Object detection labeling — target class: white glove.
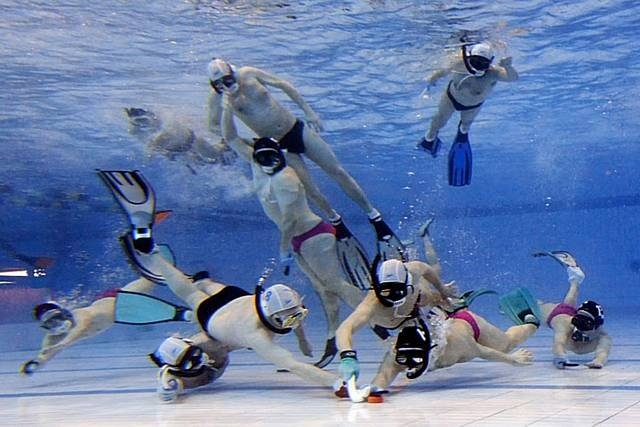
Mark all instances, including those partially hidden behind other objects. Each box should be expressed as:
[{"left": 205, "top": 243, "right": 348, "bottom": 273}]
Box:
[
  {"left": 157, "top": 366, "right": 183, "bottom": 403},
  {"left": 567, "top": 266, "right": 585, "bottom": 284}
]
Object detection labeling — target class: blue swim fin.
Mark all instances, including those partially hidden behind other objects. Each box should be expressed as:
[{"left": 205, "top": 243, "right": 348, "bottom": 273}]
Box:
[
  {"left": 498, "top": 287, "right": 541, "bottom": 327},
  {"left": 447, "top": 130, "right": 472, "bottom": 186}
]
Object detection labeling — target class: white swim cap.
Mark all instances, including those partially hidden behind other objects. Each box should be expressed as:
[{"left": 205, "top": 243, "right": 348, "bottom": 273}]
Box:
[
  {"left": 260, "top": 284, "right": 307, "bottom": 329},
  {"left": 374, "top": 259, "right": 413, "bottom": 307},
  {"left": 377, "top": 259, "right": 409, "bottom": 285},
  {"left": 470, "top": 42, "right": 494, "bottom": 61},
  {"left": 207, "top": 58, "right": 234, "bottom": 81}
]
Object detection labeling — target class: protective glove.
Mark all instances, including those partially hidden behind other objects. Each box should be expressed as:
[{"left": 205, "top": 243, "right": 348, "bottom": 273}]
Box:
[
  {"left": 338, "top": 350, "right": 360, "bottom": 381},
  {"left": 280, "top": 251, "right": 294, "bottom": 276},
  {"left": 567, "top": 266, "right": 585, "bottom": 285},
  {"left": 553, "top": 356, "right": 579, "bottom": 369}
]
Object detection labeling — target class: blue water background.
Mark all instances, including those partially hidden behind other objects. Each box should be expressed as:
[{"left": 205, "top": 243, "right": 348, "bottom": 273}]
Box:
[{"left": 1, "top": 0, "right": 639, "bottom": 324}]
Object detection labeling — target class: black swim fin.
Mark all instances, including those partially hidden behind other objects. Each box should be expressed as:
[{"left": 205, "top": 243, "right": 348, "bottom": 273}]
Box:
[
  {"left": 98, "top": 169, "right": 156, "bottom": 241},
  {"left": 120, "top": 233, "right": 175, "bottom": 284},
  {"left": 447, "top": 129, "right": 472, "bottom": 186},
  {"left": 114, "top": 290, "right": 191, "bottom": 325},
  {"left": 370, "top": 216, "right": 407, "bottom": 262},
  {"left": 333, "top": 218, "right": 371, "bottom": 290}
]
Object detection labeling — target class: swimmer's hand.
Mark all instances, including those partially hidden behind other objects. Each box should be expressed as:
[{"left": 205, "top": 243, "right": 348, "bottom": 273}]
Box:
[
  {"left": 585, "top": 360, "right": 603, "bottom": 369},
  {"left": 304, "top": 112, "right": 323, "bottom": 133},
  {"left": 510, "top": 348, "right": 534, "bottom": 365},
  {"left": 443, "top": 280, "right": 459, "bottom": 298},
  {"left": 279, "top": 251, "right": 294, "bottom": 276},
  {"left": 499, "top": 56, "right": 513, "bottom": 68}
]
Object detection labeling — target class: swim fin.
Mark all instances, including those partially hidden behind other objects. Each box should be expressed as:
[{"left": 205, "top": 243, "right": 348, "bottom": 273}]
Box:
[
  {"left": 98, "top": 169, "right": 156, "bottom": 245},
  {"left": 114, "top": 290, "right": 192, "bottom": 325},
  {"left": 120, "top": 233, "right": 175, "bottom": 284},
  {"left": 448, "top": 288, "right": 498, "bottom": 312},
  {"left": 370, "top": 216, "right": 407, "bottom": 262},
  {"left": 332, "top": 218, "right": 371, "bottom": 290},
  {"left": 447, "top": 129, "right": 472, "bottom": 186},
  {"left": 532, "top": 250, "right": 579, "bottom": 268},
  {"left": 498, "top": 287, "right": 541, "bottom": 327}
]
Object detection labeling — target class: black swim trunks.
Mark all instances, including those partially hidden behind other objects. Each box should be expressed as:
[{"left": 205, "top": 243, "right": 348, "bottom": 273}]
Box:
[
  {"left": 278, "top": 119, "right": 305, "bottom": 153},
  {"left": 446, "top": 81, "right": 484, "bottom": 111},
  {"left": 196, "top": 286, "right": 250, "bottom": 335}
]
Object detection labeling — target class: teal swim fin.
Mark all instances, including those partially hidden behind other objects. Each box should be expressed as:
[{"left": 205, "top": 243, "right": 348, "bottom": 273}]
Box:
[
  {"left": 370, "top": 216, "right": 407, "bottom": 262},
  {"left": 449, "top": 288, "right": 498, "bottom": 312},
  {"left": 498, "top": 287, "right": 541, "bottom": 327},
  {"left": 333, "top": 219, "right": 371, "bottom": 290},
  {"left": 98, "top": 170, "right": 155, "bottom": 243},
  {"left": 447, "top": 129, "right": 472, "bottom": 186},
  {"left": 114, "top": 290, "right": 191, "bottom": 325},
  {"left": 120, "top": 233, "right": 175, "bottom": 284},
  {"left": 532, "top": 250, "right": 579, "bottom": 268}
]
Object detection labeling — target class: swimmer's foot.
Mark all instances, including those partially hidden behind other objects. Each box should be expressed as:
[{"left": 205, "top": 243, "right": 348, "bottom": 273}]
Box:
[
  {"left": 417, "top": 137, "right": 441, "bottom": 158},
  {"left": 418, "top": 217, "right": 435, "bottom": 238}
]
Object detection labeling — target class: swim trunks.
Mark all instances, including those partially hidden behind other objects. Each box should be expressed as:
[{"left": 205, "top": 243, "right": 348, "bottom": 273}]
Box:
[
  {"left": 446, "top": 81, "right": 484, "bottom": 111},
  {"left": 197, "top": 286, "right": 250, "bottom": 335},
  {"left": 291, "top": 221, "right": 336, "bottom": 253},
  {"left": 449, "top": 309, "right": 480, "bottom": 341},
  {"left": 278, "top": 119, "right": 305, "bottom": 153},
  {"left": 546, "top": 303, "right": 577, "bottom": 328}
]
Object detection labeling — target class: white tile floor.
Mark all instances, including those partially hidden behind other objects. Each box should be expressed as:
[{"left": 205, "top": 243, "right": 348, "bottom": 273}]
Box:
[{"left": 2, "top": 315, "right": 638, "bottom": 426}]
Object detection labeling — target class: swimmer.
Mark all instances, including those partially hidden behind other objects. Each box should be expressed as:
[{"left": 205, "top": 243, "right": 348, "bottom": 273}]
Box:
[
  {"left": 534, "top": 251, "right": 612, "bottom": 369},
  {"left": 336, "top": 219, "right": 536, "bottom": 399},
  {"left": 417, "top": 41, "right": 518, "bottom": 186},
  {"left": 207, "top": 58, "right": 404, "bottom": 258}
]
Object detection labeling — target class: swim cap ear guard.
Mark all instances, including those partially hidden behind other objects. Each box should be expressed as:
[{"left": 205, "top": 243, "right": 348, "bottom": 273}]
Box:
[
  {"left": 33, "top": 301, "right": 75, "bottom": 335},
  {"left": 371, "top": 256, "right": 413, "bottom": 308},
  {"left": 462, "top": 42, "right": 494, "bottom": 76},
  {"left": 252, "top": 137, "right": 286, "bottom": 175}
]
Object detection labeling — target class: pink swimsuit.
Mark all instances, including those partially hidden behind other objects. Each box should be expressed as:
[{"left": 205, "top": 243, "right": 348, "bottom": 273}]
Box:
[
  {"left": 546, "top": 303, "right": 576, "bottom": 328},
  {"left": 450, "top": 309, "right": 480, "bottom": 341},
  {"left": 291, "top": 221, "right": 336, "bottom": 253}
]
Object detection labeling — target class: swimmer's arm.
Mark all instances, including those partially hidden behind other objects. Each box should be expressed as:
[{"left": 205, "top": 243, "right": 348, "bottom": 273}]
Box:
[
  {"left": 249, "top": 67, "right": 320, "bottom": 121},
  {"left": 220, "top": 98, "right": 253, "bottom": 163},
  {"left": 247, "top": 329, "right": 336, "bottom": 387},
  {"left": 336, "top": 295, "right": 375, "bottom": 352},
  {"left": 427, "top": 67, "right": 452, "bottom": 85},
  {"left": 587, "top": 331, "right": 612, "bottom": 368},
  {"left": 294, "top": 324, "right": 313, "bottom": 357},
  {"left": 551, "top": 322, "right": 571, "bottom": 358},
  {"left": 493, "top": 57, "right": 518, "bottom": 82},
  {"left": 207, "top": 90, "right": 223, "bottom": 132}
]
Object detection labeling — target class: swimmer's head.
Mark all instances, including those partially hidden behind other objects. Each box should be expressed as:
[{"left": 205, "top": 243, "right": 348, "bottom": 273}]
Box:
[
  {"left": 208, "top": 58, "right": 239, "bottom": 94},
  {"left": 260, "top": 284, "right": 308, "bottom": 330},
  {"left": 33, "top": 301, "right": 75, "bottom": 336},
  {"left": 570, "top": 300, "right": 604, "bottom": 342},
  {"left": 373, "top": 258, "right": 413, "bottom": 308},
  {"left": 252, "top": 137, "right": 286, "bottom": 175},
  {"left": 464, "top": 42, "right": 494, "bottom": 76}
]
